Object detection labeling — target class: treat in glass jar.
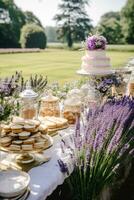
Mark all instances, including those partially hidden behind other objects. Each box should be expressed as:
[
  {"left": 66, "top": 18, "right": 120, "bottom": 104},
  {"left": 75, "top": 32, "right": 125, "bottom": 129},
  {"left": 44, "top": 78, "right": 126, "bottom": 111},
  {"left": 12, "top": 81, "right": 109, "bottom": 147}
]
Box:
[
  {"left": 63, "top": 96, "right": 81, "bottom": 124},
  {"left": 39, "top": 90, "right": 60, "bottom": 117},
  {"left": 19, "top": 83, "right": 38, "bottom": 119}
]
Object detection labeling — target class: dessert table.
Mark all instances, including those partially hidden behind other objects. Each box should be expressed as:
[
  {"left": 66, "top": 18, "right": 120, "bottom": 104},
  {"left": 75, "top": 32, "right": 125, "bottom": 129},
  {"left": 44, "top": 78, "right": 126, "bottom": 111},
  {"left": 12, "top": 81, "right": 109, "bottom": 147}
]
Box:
[{"left": 0, "top": 126, "right": 74, "bottom": 200}]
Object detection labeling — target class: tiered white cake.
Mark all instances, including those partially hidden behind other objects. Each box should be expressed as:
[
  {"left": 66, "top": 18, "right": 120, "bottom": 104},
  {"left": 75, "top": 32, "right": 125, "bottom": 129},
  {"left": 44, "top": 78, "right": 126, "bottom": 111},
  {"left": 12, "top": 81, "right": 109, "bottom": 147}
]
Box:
[{"left": 79, "top": 35, "right": 112, "bottom": 75}]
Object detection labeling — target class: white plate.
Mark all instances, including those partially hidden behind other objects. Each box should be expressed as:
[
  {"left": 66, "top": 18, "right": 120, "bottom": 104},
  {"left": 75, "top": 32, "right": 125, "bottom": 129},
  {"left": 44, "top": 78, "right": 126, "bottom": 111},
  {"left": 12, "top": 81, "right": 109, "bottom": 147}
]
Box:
[{"left": 0, "top": 170, "right": 30, "bottom": 198}]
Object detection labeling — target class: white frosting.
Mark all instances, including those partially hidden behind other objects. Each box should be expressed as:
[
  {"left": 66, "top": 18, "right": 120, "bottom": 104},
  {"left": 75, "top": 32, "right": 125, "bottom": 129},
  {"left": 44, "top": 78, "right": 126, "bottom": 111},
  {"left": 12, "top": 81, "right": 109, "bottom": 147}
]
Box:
[{"left": 81, "top": 50, "right": 111, "bottom": 73}]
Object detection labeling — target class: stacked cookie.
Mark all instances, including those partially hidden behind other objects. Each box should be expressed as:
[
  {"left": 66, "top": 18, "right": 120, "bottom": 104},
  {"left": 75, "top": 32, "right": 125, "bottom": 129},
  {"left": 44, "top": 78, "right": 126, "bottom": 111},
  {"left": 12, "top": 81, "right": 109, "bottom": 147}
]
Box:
[
  {"left": 0, "top": 117, "right": 51, "bottom": 152},
  {"left": 39, "top": 116, "right": 69, "bottom": 131}
]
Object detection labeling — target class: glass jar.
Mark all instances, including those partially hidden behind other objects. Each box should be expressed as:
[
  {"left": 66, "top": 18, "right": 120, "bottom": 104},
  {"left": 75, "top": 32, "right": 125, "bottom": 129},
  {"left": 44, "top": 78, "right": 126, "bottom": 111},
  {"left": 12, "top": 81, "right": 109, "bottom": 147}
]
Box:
[
  {"left": 19, "top": 83, "right": 38, "bottom": 119},
  {"left": 63, "top": 97, "right": 81, "bottom": 124},
  {"left": 128, "top": 72, "right": 134, "bottom": 96},
  {"left": 39, "top": 90, "right": 60, "bottom": 117}
]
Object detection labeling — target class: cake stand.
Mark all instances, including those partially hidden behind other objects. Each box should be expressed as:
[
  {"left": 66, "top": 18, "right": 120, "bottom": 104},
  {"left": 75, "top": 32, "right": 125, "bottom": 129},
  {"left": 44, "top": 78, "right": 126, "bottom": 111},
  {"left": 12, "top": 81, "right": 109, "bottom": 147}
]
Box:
[
  {"left": 77, "top": 69, "right": 116, "bottom": 102},
  {"left": 0, "top": 135, "right": 53, "bottom": 165}
]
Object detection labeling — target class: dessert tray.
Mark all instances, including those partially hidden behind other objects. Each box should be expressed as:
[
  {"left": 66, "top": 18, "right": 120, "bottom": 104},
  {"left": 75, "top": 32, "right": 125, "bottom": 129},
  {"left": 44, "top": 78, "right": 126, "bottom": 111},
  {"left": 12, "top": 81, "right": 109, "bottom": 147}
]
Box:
[
  {"left": 0, "top": 169, "right": 30, "bottom": 199},
  {"left": 77, "top": 69, "right": 115, "bottom": 76},
  {"left": 0, "top": 117, "right": 53, "bottom": 164}
]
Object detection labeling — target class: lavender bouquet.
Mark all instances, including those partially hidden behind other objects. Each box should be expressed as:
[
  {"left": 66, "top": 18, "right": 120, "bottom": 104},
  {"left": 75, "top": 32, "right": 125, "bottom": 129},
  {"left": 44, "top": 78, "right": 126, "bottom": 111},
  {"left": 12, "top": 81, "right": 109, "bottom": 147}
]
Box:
[
  {"left": 58, "top": 97, "right": 134, "bottom": 200},
  {"left": 85, "top": 34, "right": 107, "bottom": 50}
]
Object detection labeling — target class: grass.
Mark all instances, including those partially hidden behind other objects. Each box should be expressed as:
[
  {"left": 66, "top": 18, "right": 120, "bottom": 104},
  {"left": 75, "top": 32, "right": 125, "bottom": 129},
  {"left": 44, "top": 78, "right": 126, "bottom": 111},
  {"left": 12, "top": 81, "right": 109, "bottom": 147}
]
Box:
[{"left": 0, "top": 48, "right": 133, "bottom": 84}]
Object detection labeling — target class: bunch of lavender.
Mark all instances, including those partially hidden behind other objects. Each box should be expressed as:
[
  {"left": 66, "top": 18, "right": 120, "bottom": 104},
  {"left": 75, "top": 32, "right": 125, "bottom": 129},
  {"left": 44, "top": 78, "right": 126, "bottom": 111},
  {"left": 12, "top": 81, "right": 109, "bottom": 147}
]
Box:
[
  {"left": 89, "top": 73, "right": 124, "bottom": 98},
  {"left": 85, "top": 34, "right": 107, "bottom": 50},
  {"left": 0, "top": 72, "right": 22, "bottom": 121},
  {"left": 58, "top": 96, "right": 134, "bottom": 200}
]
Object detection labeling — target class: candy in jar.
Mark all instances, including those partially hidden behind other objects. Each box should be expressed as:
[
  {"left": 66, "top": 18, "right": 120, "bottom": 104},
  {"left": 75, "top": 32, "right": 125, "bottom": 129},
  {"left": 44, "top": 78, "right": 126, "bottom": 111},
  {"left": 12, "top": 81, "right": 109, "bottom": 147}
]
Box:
[
  {"left": 63, "top": 97, "right": 81, "bottom": 124},
  {"left": 39, "top": 90, "right": 60, "bottom": 117},
  {"left": 19, "top": 83, "right": 38, "bottom": 119}
]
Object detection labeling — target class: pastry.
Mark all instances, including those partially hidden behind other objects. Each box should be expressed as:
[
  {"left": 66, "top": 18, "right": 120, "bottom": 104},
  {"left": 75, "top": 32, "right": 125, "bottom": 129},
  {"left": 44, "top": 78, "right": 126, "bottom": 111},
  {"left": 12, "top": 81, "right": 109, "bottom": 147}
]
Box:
[
  {"left": 9, "top": 144, "right": 21, "bottom": 151},
  {"left": 12, "top": 116, "right": 25, "bottom": 126},
  {"left": 34, "top": 142, "right": 44, "bottom": 149},
  {"left": 22, "top": 144, "right": 33, "bottom": 151},
  {"left": 31, "top": 132, "right": 42, "bottom": 138},
  {"left": 0, "top": 130, "right": 7, "bottom": 137},
  {"left": 1, "top": 125, "right": 11, "bottom": 133},
  {"left": 24, "top": 125, "right": 36, "bottom": 132},
  {"left": 44, "top": 120, "right": 56, "bottom": 129},
  {"left": 9, "top": 132, "right": 18, "bottom": 137},
  {"left": 12, "top": 140, "right": 23, "bottom": 145},
  {"left": 23, "top": 138, "right": 35, "bottom": 145},
  {"left": 11, "top": 125, "right": 23, "bottom": 133},
  {"left": 26, "top": 119, "right": 40, "bottom": 128},
  {"left": 19, "top": 131, "right": 31, "bottom": 140},
  {"left": 38, "top": 124, "right": 48, "bottom": 134},
  {"left": 1, "top": 137, "right": 12, "bottom": 147}
]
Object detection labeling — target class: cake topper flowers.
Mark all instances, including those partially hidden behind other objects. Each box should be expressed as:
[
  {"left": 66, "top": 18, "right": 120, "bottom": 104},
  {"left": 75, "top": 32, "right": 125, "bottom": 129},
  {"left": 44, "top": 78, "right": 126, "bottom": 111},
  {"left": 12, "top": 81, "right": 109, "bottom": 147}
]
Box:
[{"left": 85, "top": 34, "right": 107, "bottom": 50}]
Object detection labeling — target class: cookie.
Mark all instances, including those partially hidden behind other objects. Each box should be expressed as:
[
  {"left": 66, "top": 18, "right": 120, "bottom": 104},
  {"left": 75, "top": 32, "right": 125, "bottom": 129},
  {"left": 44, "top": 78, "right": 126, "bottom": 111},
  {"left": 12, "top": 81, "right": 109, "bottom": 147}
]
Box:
[
  {"left": 9, "top": 144, "right": 21, "bottom": 151},
  {"left": 1, "top": 137, "right": 12, "bottom": 147},
  {"left": 12, "top": 140, "right": 23, "bottom": 145},
  {"left": 19, "top": 131, "right": 31, "bottom": 140},
  {"left": 23, "top": 138, "right": 35, "bottom": 145},
  {"left": 38, "top": 124, "right": 48, "bottom": 134},
  {"left": 1, "top": 125, "right": 11, "bottom": 133},
  {"left": 34, "top": 142, "right": 44, "bottom": 149},
  {"left": 22, "top": 144, "right": 33, "bottom": 151},
  {"left": 24, "top": 125, "right": 36, "bottom": 132},
  {"left": 12, "top": 116, "right": 25, "bottom": 126},
  {"left": 11, "top": 125, "right": 23, "bottom": 133}
]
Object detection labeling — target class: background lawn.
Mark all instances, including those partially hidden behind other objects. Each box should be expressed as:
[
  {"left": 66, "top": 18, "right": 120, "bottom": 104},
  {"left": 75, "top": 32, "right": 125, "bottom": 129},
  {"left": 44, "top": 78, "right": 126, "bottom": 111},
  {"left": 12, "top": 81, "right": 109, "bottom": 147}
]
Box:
[{"left": 0, "top": 48, "right": 133, "bottom": 84}]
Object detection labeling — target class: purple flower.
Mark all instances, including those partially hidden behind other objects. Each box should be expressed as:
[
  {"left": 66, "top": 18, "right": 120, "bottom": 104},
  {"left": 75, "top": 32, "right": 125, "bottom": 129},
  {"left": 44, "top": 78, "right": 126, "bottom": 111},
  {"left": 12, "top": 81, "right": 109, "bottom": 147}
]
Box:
[
  {"left": 58, "top": 159, "right": 69, "bottom": 174},
  {"left": 86, "top": 35, "right": 107, "bottom": 50}
]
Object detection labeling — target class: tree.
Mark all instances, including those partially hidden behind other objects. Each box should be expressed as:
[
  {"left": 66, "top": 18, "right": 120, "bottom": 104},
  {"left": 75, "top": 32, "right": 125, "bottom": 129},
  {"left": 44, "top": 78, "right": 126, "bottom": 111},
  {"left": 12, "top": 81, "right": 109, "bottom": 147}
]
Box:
[
  {"left": 121, "top": 0, "right": 134, "bottom": 44},
  {"left": 20, "top": 23, "right": 47, "bottom": 49},
  {"left": 54, "top": 0, "right": 92, "bottom": 48},
  {"left": 24, "top": 11, "right": 43, "bottom": 27},
  {"left": 97, "top": 12, "right": 124, "bottom": 44},
  {"left": 0, "top": 0, "right": 44, "bottom": 47}
]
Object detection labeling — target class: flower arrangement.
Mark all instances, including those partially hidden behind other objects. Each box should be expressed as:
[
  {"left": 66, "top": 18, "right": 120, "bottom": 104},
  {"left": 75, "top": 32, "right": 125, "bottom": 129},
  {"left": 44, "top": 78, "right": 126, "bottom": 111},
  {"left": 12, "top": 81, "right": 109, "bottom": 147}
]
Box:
[
  {"left": 58, "top": 96, "right": 134, "bottom": 200},
  {"left": 86, "top": 34, "right": 107, "bottom": 50},
  {"left": 0, "top": 72, "right": 47, "bottom": 121}
]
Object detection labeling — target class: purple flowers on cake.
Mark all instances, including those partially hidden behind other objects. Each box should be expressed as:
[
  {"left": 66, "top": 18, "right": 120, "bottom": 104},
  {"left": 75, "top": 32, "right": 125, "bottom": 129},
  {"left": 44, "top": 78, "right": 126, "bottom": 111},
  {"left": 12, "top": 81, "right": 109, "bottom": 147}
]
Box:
[{"left": 86, "top": 35, "right": 107, "bottom": 50}]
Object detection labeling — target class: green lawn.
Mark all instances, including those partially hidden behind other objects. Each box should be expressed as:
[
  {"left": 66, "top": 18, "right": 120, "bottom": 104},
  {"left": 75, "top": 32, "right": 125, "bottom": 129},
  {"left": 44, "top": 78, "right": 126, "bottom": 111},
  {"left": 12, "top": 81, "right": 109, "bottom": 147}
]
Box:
[{"left": 0, "top": 48, "right": 133, "bottom": 84}]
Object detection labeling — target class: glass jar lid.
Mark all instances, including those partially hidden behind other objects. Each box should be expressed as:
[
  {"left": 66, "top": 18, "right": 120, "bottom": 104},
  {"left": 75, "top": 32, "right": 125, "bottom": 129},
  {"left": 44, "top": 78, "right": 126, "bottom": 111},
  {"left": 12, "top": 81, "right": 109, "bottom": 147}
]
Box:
[
  {"left": 64, "top": 96, "right": 81, "bottom": 107},
  {"left": 19, "top": 82, "right": 38, "bottom": 99},
  {"left": 41, "top": 90, "right": 59, "bottom": 102}
]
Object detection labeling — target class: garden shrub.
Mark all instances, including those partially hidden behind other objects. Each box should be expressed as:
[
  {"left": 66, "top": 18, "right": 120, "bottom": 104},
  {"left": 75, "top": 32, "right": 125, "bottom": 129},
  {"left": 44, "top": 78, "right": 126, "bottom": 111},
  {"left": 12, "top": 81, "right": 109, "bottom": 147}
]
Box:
[{"left": 20, "top": 23, "right": 47, "bottom": 49}]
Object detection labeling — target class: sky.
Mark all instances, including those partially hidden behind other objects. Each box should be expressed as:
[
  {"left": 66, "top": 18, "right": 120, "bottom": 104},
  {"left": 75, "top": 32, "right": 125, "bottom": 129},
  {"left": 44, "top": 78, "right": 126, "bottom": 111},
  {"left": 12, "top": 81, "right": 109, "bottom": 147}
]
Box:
[{"left": 14, "top": 0, "right": 127, "bottom": 27}]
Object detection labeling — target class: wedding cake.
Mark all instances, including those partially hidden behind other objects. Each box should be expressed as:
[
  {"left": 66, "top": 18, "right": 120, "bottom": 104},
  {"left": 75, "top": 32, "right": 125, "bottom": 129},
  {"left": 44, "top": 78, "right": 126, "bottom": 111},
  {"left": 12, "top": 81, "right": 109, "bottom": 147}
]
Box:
[{"left": 79, "top": 35, "right": 112, "bottom": 75}]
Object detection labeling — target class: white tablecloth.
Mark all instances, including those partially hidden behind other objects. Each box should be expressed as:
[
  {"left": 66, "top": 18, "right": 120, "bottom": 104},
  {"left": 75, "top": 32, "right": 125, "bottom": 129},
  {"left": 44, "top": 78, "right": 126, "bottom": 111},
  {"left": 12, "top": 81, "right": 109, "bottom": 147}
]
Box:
[{"left": 0, "top": 126, "right": 75, "bottom": 200}]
